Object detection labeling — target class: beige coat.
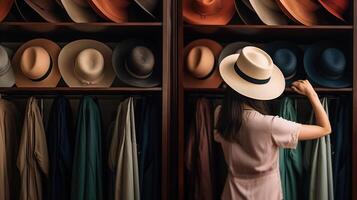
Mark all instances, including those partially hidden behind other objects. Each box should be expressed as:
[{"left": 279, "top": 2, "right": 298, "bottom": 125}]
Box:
[
  {"left": 0, "top": 99, "right": 20, "bottom": 200},
  {"left": 17, "top": 97, "right": 49, "bottom": 200},
  {"left": 109, "top": 97, "right": 140, "bottom": 200}
]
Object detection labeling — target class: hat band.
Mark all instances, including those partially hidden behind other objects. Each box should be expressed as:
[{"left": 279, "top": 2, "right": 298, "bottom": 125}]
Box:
[
  {"left": 234, "top": 63, "right": 270, "bottom": 85},
  {"left": 124, "top": 61, "right": 152, "bottom": 80},
  {"left": 73, "top": 67, "right": 104, "bottom": 85},
  {"left": 29, "top": 60, "right": 53, "bottom": 82},
  {"left": 284, "top": 70, "right": 296, "bottom": 80}
]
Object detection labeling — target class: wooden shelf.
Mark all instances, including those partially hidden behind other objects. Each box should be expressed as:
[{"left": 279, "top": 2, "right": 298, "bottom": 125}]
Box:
[
  {"left": 184, "top": 87, "right": 353, "bottom": 94},
  {"left": 0, "top": 22, "right": 163, "bottom": 42},
  {"left": 184, "top": 25, "right": 353, "bottom": 42},
  {"left": 0, "top": 87, "right": 162, "bottom": 95}
]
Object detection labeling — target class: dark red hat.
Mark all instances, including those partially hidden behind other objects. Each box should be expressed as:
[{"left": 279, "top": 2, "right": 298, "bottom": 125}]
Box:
[{"left": 318, "top": 0, "right": 349, "bottom": 21}]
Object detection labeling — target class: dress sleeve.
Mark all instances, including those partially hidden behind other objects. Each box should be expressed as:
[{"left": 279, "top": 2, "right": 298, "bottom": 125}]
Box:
[{"left": 270, "top": 116, "right": 301, "bottom": 149}]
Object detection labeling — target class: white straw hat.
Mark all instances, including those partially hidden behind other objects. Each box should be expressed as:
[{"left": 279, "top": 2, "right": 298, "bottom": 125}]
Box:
[{"left": 219, "top": 46, "right": 285, "bottom": 100}]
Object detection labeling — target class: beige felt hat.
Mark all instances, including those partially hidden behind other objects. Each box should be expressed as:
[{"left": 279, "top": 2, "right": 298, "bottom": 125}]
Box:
[
  {"left": 60, "top": 0, "right": 98, "bottom": 23},
  {"left": 12, "top": 39, "right": 61, "bottom": 88},
  {"left": 58, "top": 39, "right": 115, "bottom": 87},
  {"left": 219, "top": 46, "right": 285, "bottom": 100},
  {"left": 249, "top": 0, "right": 289, "bottom": 25},
  {"left": 183, "top": 39, "right": 223, "bottom": 88}
]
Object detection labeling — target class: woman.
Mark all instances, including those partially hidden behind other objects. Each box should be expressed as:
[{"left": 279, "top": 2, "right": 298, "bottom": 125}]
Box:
[{"left": 216, "top": 46, "right": 331, "bottom": 199}]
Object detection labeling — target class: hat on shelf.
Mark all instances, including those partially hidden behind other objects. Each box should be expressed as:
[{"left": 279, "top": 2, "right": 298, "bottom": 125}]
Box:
[
  {"left": 22, "top": 0, "right": 69, "bottom": 22},
  {"left": 276, "top": 0, "right": 328, "bottom": 26},
  {"left": 12, "top": 39, "right": 61, "bottom": 87},
  {"left": 183, "top": 39, "right": 223, "bottom": 88},
  {"left": 0, "top": 45, "right": 15, "bottom": 87},
  {"left": 60, "top": 0, "right": 98, "bottom": 23},
  {"left": 134, "top": 0, "right": 158, "bottom": 18},
  {"left": 318, "top": 0, "right": 349, "bottom": 21},
  {"left": 264, "top": 41, "right": 305, "bottom": 85},
  {"left": 219, "top": 46, "right": 285, "bottom": 100},
  {"left": 0, "top": 0, "right": 14, "bottom": 22},
  {"left": 234, "top": 0, "right": 263, "bottom": 25},
  {"left": 248, "top": 0, "right": 289, "bottom": 25},
  {"left": 88, "top": 0, "right": 129, "bottom": 23},
  {"left": 183, "top": 0, "right": 235, "bottom": 25},
  {"left": 58, "top": 39, "right": 115, "bottom": 87},
  {"left": 304, "top": 41, "right": 351, "bottom": 88},
  {"left": 112, "top": 39, "right": 161, "bottom": 88},
  {"left": 218, "top": 41, "right": 255, "bottom": 64}
]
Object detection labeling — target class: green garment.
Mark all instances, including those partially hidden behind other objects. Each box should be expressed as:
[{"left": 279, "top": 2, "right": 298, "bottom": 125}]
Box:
[
  {"left": 303, "top": 98, "right": 334, "bottom": 200},
  {"left": 279, "top": 97, "right": 303, "bottom": 200},
  {"left": 108, "top": 97, "right": 140, "bottom": 200},
  {"left": 71, "top": 96, "right": 103, "bottom": 200}
]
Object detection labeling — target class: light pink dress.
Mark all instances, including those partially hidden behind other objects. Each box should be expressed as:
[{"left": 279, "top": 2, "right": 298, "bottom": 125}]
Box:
[{"left": 215, "top": 110, "right": 301, "bottom": 200}]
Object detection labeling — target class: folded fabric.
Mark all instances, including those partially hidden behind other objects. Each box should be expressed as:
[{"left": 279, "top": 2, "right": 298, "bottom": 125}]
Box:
[
  {"left": 108, "top": 97, "right": 140, "bottom": 200},
  {"left": 71, "top": 96, "right": 103, "bottom": 200},
  {"left": 303, "top": 98, "right": 334, "bottom": 200},
  {"left": 0, "top": 99, "right": 20, "bottom": 200},
  {"left": 278, "top": 97, "right": 303, "bottom": 200},
  {"left": 46, "top": 96, "right": 74, "bottom": 200},
  {"left": 17, "top": 97, "right": 49, "bottom": 200}
]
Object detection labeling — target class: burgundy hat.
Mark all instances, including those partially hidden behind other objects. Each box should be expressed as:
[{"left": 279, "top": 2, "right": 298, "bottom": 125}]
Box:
[
  {"left": 0, "top": 0, "right": 14, "bottom": 22},
  {"left": 318, "top": 0, "right": 349, "bottom": 21}
]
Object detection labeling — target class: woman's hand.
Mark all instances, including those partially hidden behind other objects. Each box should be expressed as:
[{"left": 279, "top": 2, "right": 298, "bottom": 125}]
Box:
[{"left": 291, "top": 80, "right": 316, "bottom": 98}]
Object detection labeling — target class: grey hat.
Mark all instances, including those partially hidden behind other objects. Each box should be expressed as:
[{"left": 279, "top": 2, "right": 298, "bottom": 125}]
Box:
[
  {"left": 0, "top": 45, "right": 15, "bottom": 87},
  {"left": 112, "top": 39, "right": 161, "bottom": 88}
]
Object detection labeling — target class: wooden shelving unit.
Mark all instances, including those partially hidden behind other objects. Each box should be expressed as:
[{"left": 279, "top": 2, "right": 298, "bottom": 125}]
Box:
[{"left": 174, "top": 1, "right": 355, "bottom": 200}]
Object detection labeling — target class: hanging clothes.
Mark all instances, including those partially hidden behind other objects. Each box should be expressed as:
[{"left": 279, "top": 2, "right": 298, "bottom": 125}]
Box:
[
  {"left": 105, "top": 121, "right": 116, "bottom": 200},
  {"left": 71, "top": 96, "right": 103, "bottom": 200},
  {"left": 185, "top": 98, "right": 214, "bottom": 200},
  {"left": 331, "top": 97, "right": 351, "bottom": 199},
  {"left": 303, "top": 98, "right": 334, "bottom": 200},
  {"left": 0, "top": 99, "right": 20, "bottom": 200},
  {"left": 17, "top": 97, "right": 49, "bottom": 200},
  {"left": 46, "top": 96, "right": 74, "bottom": 200},
  {"left": 108, "top": 97, "right": 140, "bottom": 200},
  {"left": 137, "top": 98, "right": 161, "bottom": 200},
  {"left": 278, "top": 97, "right": 303, "bottom": 200}
]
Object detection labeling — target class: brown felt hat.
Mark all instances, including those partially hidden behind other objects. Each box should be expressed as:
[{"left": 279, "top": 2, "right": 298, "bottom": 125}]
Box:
[
  {"left": 60, "top": 0, "right": 98, "bottom": 23},
  {"left": 0, "top": 0, "right": 14, "bottom": 22},
  {"left": 12, "top": 39, "right": 62, "bottom": 88},
  {"left": 24, "top": 0, "right": 69, "bottom": 22},
  {"left": 184, "top": 39, "right": 223, "bottom": 88},
  {"left": 88, "top": 0, "right": 129, "bottom": 23},
  {"left": 276, "top": 0, "right": 328, "bottom": 25},
  {"left": 183, "top": 0, "right": 235, "bottom": 25}
]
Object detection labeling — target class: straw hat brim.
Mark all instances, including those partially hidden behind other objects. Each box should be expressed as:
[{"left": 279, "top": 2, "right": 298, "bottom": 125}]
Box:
[
  {"left": 219, "top": 54, "right": 285, "bottom": 100},
  {"left": 0, "top": 0, "right": 14, "bottom": 22},
  {"left": 58, "top": 39, "right": 115, "bottom": 88},
  {"left": 12, "top": 39, "right": 61, "bottom": 88},
  {"left": 304, "top": 42, "right": 351, "bottom": 88},
  {"left": 249, "top": 0, "right": 288, "bottom": 25},
  {"left": 183, "top": 0, "right": 235, "bottom": 25},
  {"left": 61, "top": 0, "right": 97, "bottom": 23},
  {"left": 112, "top": 39, "right": 161, "bottom": 88},
  {"left": 184, "top": 39, "right": 223, "bottom": 88}
]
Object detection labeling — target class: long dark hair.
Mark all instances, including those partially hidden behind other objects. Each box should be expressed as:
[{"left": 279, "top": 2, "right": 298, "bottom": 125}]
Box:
[{"left": 216, "top": 87, "right": 269, "bottom": 143}]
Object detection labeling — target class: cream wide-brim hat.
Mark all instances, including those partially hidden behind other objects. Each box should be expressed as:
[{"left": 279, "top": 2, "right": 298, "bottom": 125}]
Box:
[
  {"left": 58, "top": 39, "right": 115, "bottom": 87},
  {"left": 219, "top": 53, "right": 285, "bottom": 100},
  {"left": 249, "top": 0, "right": 288, "bottom": 25},
  {"left": 61, "top": 0, "right": 97, "bottom": 23}
]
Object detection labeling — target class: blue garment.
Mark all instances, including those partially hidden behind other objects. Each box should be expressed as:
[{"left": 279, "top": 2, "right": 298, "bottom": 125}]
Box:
[
  {"left": 71, "top": 96, "right": 103, "bottom": 200},
  {"left": 46, "top": 96, "right": 74, "bottom": 200},
  {"left": 332, "top": 97, "right": 351, "bottom": 199},
  {"left": 138, "top": 98, "right": 161, "bottom": 200}
]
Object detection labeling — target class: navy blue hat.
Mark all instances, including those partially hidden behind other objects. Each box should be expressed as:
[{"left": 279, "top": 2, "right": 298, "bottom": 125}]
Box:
[
  {"left": 304, "top": 41, "right": 351, "bottom": 88},
  {"left": 264, "top": 41, "right": 305, "bottom": 85}
]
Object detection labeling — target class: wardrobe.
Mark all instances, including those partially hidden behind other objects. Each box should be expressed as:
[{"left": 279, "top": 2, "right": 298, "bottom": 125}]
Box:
[{"left": 172, "top": 0, "right": 357, "bottom": 200}]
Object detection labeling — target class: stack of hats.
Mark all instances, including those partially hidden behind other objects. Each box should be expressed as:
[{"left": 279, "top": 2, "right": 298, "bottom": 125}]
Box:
[
  {"left": 183, "top": 0, "right": 351, "bottom": 25},
  {"left": 0, "top": 38, "right": 161, "bottom": 88},
  {"left": 183, "top": 39, "right": 351, "bottom": 89},
  {"left": 0, "top": 0, "right": 159, "bottom": 23}
]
